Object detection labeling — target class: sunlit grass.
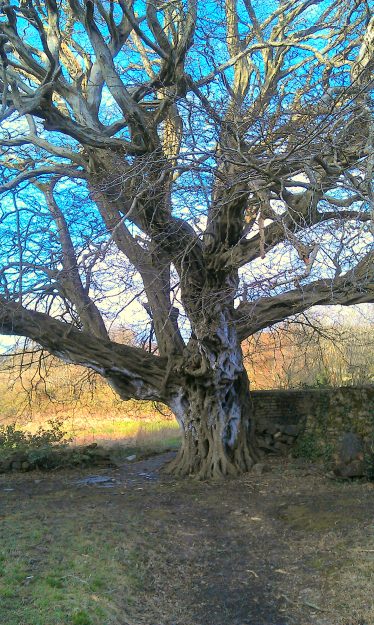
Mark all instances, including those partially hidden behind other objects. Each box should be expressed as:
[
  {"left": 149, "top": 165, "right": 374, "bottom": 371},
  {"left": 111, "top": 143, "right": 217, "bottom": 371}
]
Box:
[
  {"left": 11, "top": 415, "right": 182, "bottom": 456},
  {"left": 0, "top": 369, "right": 182, "bottom": 455},
  {"left": 68, "top": 417, "right": 181, "bottom": 448}
]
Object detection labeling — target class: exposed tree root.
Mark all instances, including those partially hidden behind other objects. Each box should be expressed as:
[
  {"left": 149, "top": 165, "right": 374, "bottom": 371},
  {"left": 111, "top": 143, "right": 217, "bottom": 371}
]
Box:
[{"left": 164, "top": 435, "right": 258, "bottom": 479}]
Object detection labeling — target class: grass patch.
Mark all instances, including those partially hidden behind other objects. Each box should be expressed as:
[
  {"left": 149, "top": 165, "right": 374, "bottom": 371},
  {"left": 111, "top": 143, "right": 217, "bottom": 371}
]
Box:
[
  {"left": 280, "top": 503, "right": 344, "bottom": 532},
  {"left": 2, "top": 456, "right": 373, "bottom": 624},
  {"left": 22, "top": 417, "right": 181, "bottom": 450},
  {"left": 72, "top": 612, "right": 93, "bottom": 625},
  {"left": 0, "top": 495, "right": 155, "bottom": 625}
]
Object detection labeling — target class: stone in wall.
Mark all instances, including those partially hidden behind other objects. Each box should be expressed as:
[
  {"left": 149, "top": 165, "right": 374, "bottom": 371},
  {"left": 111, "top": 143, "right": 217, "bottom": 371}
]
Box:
[{"left": 251, "top": 385, "right": 374, "bottom": 454}]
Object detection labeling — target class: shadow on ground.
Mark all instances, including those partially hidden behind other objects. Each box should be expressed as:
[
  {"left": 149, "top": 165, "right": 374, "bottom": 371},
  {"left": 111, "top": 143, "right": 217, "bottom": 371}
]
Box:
[{"left": 1, "top": 452, "right": 373, "bottom": 625}]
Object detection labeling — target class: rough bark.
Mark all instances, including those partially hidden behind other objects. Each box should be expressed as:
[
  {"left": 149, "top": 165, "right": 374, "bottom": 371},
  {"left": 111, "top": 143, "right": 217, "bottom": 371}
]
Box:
[
  {"left": 165, "top": 289, "right": 260, "bottom": 478},
  {"left": 167, "top": 367, "right": 258, "bottom": 479},
  {"left": 0, "top": 299, "right": 167, "bottom": 401}
]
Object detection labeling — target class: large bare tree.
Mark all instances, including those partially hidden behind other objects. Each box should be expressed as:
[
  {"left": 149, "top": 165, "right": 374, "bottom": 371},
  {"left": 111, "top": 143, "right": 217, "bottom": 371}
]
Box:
[{"left": 0, "top": 0, "right": 373, "bottom": 477}]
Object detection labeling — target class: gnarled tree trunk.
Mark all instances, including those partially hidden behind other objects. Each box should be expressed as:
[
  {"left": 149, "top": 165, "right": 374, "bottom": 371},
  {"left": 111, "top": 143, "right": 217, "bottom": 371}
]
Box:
[
  {"left": 166, "top": 302, "right": 260, "bottom": 478},
  {"left": 167, "top": 368, "right": 258, "bottom": 479}
]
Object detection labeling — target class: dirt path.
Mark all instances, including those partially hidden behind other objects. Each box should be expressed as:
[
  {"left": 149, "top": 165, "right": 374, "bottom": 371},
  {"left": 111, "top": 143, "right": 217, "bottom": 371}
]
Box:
[{"left": 1, "top": 454, "right": 373, "bottom": 625}]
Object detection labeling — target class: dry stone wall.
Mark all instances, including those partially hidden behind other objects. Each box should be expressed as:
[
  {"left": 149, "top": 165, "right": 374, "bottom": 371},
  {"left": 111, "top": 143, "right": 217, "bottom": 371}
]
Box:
[{"left": 251, "top": 386, "right": 374, "bottom": 453}]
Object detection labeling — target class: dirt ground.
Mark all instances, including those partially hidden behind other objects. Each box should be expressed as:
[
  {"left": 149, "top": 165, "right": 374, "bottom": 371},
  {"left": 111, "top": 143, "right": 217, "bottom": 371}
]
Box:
[{"left": 1, "top": 453, "right": 373, "bottom": 625}]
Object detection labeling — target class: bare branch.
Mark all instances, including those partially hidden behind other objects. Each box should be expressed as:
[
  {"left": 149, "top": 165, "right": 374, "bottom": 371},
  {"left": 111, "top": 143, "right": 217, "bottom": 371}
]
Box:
[
  {"left": 0, "top": 297, "right": 167, "bottom": 401},
  {"left": 236, "top": 252, "right": 374, "bottom": 340}
]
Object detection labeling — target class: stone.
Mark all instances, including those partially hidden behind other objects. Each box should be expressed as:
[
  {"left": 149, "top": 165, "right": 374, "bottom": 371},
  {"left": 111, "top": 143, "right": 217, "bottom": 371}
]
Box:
[
  {"left": 252, "top": 463, "right": 270, "bottom": 476},
  {"left": 21, "top": 461, "right": 30, "bottom": 471},
  {"left": 75, "top": 475, "right": 116, "bottom": 486},
  {"left": 273, "top": 441, "right": 289, "bottom": 454},
  {"left": 283, "top": 424, "right": 300, "bottom": 437},
  {"left": 125, "top": 454, "right": 137, "bottom": 461},
  {"left": 282, "top": 435, "right": 295, "bottom": 444},
  {"left": 255, "top": 422, "right": 268, "bottom": 434},
  {"left": 334, "top": 459, "right": 365, "bottom": 479},
  {"left": 337, "top": 432, "right": 364, "bottom": 464},
  {"left": 10, "top": 451, "right": 28, "bottom": 463},
  {"left": 333, "top": 432, "right": 366, "bottom": 478},
  {"left": 258, "top": 441, "right": 275, "bottom": 452},
  {"left": 265, "top": 423, "right": 278, "bottom": 435},
  {"left": 293, "top": 457, "right": 308, "bottom": 467}
]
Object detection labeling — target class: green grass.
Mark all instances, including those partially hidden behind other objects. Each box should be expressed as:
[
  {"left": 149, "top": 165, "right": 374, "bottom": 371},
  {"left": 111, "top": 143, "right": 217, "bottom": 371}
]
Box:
[
  {"left": 0, "top": 409, "right": 181, "bottom": 623},
  {"left": 1, "top": 459, "right": 374, "bottom": 625},
  {"left": 0, "top": 499, "right": 154, "bottom": 625}
]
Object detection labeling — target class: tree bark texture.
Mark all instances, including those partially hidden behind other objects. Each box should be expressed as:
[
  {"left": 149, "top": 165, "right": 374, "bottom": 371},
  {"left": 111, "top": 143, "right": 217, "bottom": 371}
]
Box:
[
  {"left": 168, "top": 368, "right": 258, "bottom": 479},
  {"left": 166, "top": 297, "right": 260, "bottom": 478}
]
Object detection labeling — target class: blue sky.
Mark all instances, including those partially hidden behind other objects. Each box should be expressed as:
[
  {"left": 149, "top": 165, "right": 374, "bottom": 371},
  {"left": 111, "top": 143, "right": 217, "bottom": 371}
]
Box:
[{"left": 0, "top": 0, "right": 372, "bottom": 351}]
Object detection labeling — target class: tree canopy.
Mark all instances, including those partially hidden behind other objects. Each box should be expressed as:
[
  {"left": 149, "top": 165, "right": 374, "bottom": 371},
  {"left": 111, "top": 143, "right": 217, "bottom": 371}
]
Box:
[{"left": 0, "top": 0, "right": 373, "bottom": 476}]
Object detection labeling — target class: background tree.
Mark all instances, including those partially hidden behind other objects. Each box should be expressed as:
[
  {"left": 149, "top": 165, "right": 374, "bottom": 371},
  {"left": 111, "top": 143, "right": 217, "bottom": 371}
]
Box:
[
  {"left": 0, "top": 0, "right": 373, "bottom": 477},
  {"left": 243, "top": 309, "right": 374, "bottom": 389}
]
